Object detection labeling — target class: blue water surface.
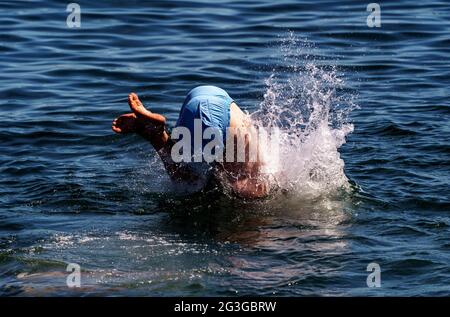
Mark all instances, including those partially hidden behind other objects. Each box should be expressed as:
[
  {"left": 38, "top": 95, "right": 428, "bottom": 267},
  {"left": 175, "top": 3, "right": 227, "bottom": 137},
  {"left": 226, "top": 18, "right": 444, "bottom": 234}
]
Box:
[{"left": 0, "top": 0, "right": 449, "bottom": 296}]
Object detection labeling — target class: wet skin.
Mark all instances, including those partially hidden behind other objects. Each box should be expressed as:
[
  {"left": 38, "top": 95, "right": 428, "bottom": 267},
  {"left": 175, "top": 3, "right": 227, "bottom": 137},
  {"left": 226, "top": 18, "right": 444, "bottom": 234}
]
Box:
[{"left": 113, "top": 93, "right": 269, "bottom": 198}]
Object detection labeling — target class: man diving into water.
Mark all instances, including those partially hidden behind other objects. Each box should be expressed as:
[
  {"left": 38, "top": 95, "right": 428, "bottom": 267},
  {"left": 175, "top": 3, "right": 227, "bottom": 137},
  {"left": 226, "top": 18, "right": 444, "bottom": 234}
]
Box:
[{"left": 112, "top": 85, "right": 271, "bottom": 198}]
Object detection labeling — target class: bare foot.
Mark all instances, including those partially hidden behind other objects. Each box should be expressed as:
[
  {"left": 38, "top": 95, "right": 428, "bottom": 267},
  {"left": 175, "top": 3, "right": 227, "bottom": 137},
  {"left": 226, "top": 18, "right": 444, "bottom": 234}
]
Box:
[
  {"left": 128, "top": 93, "right": 166, "bottom": 124},
  {"left": 112, "top": 113, "right": 137, "bottom": 134},
  {"left": 112, "top": 93, "right": 164, "bottom": 134},
  {"left": 112, "top": 93, "right": 169, "bottom": 151}
]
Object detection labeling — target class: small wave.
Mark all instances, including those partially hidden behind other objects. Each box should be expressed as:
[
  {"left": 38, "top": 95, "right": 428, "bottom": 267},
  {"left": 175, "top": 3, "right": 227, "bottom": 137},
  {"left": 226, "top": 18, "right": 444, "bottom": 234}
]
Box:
[{"left": 374, "top": 123, "right": 418, "bottom": 137}]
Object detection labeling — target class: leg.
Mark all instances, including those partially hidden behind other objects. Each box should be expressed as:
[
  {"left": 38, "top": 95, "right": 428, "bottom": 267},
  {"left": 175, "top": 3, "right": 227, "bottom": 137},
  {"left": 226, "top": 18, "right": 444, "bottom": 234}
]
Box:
[
  {"left": 112, "top": 93, "right": 169, "bottom": 150},
  {"left": 112, "top": 93, "right": 196, "bottom": 182},
  {"left": 112, "top": 113, "right": 137, "bottom": 133}
]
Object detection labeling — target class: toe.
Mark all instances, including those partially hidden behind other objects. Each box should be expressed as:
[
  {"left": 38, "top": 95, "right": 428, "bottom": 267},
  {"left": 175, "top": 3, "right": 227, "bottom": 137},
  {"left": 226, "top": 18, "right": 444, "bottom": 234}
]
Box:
[
  {"left": 128, "top": 93, "right": 138, "bottom": 103},
  {"left": 128, "top": 93, "right": 139, "bottom": 109},
  {"left": 112, "top": 125, "right": 122, "bottom": 133},
  {"left": 128, "top": 94, "right": 146, "bottom": 116}
]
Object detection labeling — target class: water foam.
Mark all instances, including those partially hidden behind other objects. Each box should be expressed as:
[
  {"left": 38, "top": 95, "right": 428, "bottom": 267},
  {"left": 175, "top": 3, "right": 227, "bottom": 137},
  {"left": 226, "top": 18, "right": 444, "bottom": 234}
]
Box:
[{"left": 252, "top": 33, "right": 356, "bottom": 198}]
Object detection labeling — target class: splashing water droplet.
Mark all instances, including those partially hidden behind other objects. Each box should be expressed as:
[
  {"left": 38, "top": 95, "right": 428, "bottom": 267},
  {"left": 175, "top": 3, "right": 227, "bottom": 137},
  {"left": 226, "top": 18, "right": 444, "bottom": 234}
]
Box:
[{"left": 252, "top": 33, "right": 357, "bottom": 198}]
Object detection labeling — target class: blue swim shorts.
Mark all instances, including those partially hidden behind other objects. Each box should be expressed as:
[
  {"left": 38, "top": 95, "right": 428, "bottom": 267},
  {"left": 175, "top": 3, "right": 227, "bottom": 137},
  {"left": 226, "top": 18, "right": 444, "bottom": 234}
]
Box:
[{"left": 175, "top": 85, "right": 233, "bottom": 151}]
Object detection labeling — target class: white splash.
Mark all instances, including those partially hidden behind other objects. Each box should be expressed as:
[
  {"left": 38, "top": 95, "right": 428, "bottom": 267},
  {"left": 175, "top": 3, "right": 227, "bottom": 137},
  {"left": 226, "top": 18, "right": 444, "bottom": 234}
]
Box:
[{"left": 252, "top": 33, "right": 356, "bottom": 198}]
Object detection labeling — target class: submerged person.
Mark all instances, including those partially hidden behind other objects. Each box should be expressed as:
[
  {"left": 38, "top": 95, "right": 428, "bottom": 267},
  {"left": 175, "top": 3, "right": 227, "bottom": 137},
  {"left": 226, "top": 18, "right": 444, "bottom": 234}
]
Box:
[{"left": 112, "top": 85, "right": 270, "bottom": 198}]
